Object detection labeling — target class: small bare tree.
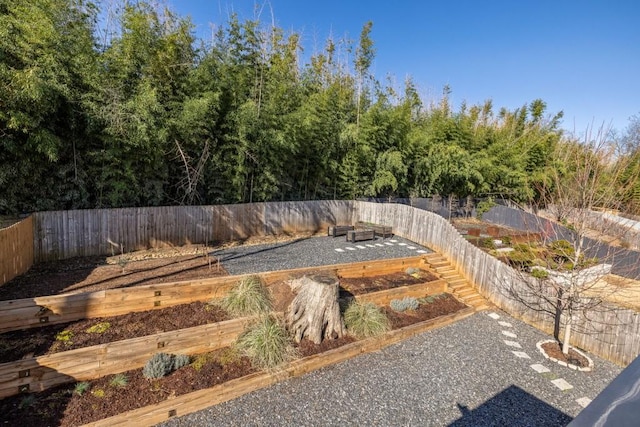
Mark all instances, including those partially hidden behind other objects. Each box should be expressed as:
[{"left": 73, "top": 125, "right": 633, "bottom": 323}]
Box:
[{"left": 505, "top": 125, "right": 639, "bottom": 355}]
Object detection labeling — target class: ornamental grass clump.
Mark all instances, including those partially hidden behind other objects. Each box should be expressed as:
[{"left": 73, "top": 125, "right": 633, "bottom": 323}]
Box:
[
  {"left": 235, "top": 315, "right": 297, "bottom": 371},
  {"left": 390, "top": 297, "right": 419, "bottom": 312},
  {"left": 344, "top": 301, "right": 390, "bottom": 339},
  {"left": 220, "top": 276, "right": 272, "bottom": 317}
]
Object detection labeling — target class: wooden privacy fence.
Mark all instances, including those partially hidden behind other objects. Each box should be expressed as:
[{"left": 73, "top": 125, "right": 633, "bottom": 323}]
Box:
[
  {"left": 0, "top": 217, "right": 34, "bottom": 286},
  {"left": 353, "top": 202, "right": 640, "bottom": 366},
  {"left": 33, "top": 201, "right": 354, "bottom": 262}
]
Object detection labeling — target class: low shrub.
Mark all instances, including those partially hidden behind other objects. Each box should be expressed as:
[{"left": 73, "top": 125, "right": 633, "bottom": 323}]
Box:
[
  {"left": 481, "top": 238, "right": 496, "bottom": 249},
  {"left": 55, "top": 330, "right": 73, "bottom": 345},
  {"left": 173, "top": 354, "right": 191, "bottom": 370},
  {"left": 390, "top": 297, "right": 419, "bottom": 312},
  {"left": 344, "top": 301, "right": 390, "bottom": 339},
  {"left": 501, "top": 236, "right": 512, "bottom": 245},
  {"left": 109, "top": 373, "right": 128, "bottom": 388},
  {"left": 549, "top": 240, "right": 575, "bottom": 263},
  {"left": 74, "top": 381, "right": 90, "bottom": 396},
  {"left": 142, "top": 353, "right": 175, "bottom": 379},
  {"left": 86, "top": 322, "right": 111, "bottom": 334},
  {"left": 235, "top": 315, "right": 297, "bottom": 370},
  {"left": 220, "top": 276, "right": 272, "bottom": 317},
  {"left": 530, "top": 268, "right": 549, "bottom": 279}
]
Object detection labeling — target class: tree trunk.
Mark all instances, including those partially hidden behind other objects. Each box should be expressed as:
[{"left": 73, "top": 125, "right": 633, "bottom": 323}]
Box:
[
  {"left": 562, "top": 316, "right": 572, "bottom": 355},
  {"left": 286, "top": 273, "right": 345, "bottom": 344}
]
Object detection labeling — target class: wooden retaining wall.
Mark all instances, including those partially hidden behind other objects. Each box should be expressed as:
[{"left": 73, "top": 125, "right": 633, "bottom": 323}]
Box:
[
  {"left": 353, "top": 202, "right": 640, "bottom": 366},
  {"left": 0, "top": 274, "right": 445, "bottom": 399},
  {"left": 0, "top": 216, "right": 34, "bottom": 287},
  {"left": 0, "top": 256, "right": 428, "bottom": 334},
  {"left": 33, "top": 201, "right": 354, "bottom": 262}
]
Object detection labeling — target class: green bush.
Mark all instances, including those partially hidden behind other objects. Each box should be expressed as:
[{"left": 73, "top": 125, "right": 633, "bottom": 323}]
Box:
[
  {"left": 344, "top": 301, "right": 390, "bottom": 339},
  {"left": 530, "top": 268, "right": 549, "bottom": 279},
  {"left": 390, "top": 297, "right": 419, "bottom": 312},
  {"left": 235, "top": 315, "right": 296, "bottom": 370},
  {"left": 173, "top": 354, "right": 191, "bottom": 370},
  {"left": 476, "top": 197, "right": 495, "bottom": 220},
  {"left": 142, "top": 353, "right": 175, "bottom": 379},
  {"left": 549, "top": 240, "right": 575, "bottom": 263},
  {"left": 501, "top": 236, "right": 512, "bottom": 245},
  {"left": 220, "top": 276, "right": 272, "bottom": 317},
  {"left": 481, "top": 238, "right": 496, "bottom": 249}
]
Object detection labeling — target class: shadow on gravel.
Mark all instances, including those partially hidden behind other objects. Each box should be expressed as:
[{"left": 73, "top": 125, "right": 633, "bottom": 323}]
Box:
[
  {"left": 210, "top": 238, "right": 310, "bottom": 263},
  {"left": 449, "top": 385, "right": 572, "bottom": 427}
]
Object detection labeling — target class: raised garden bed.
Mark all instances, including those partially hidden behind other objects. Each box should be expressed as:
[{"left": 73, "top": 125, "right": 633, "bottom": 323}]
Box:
[{"left": 0, "top": 301, "right": 473, "bottom": 427}]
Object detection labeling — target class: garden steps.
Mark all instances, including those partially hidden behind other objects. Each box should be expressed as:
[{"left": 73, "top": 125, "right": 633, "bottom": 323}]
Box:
[{"left": 424, "top": 254, "right": 491, "bottom": 312}]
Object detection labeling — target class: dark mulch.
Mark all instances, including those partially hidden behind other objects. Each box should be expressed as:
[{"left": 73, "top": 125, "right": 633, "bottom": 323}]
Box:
[
  {"left": 383, "top": 293, "right": 468, "bottom": 329},
  {"left": 541, "top": 341, "right": 591, "bottom": 368},
  {"left": 0, "top": 302, "right": 229, "bottom": 363},
  {"left": 296, "top": 336, "right": 357, "bottom": 358},
  {"left": 339, "top": 270, "right": 438, "bottom": 296},
  {"left": 0, "top": 255, "right": 228, "bottom": 301}
]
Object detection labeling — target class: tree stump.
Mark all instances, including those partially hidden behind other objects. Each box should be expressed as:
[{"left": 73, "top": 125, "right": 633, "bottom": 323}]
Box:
[{"left": 286, "top": 273, "right": 346, "bottom": 344}]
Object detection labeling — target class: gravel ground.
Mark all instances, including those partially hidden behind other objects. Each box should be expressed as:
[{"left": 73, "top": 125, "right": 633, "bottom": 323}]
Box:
[
  {"left": 160, "top": 310, "right": 621, "bottom": 427},
  {"left": 211, "top": 235, "right": 432, "bottom": 275}
]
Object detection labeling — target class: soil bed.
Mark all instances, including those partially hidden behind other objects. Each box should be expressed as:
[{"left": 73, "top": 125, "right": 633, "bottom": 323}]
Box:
[
  {"left": 339, "top": 269, "right": 437, "bottom": 296},
  {"left": 541, "top": 341, "right": 590, "bottom": 368},
  {"left": 0, "top": 302, "right": 229, "bottom": 363},
  {"left": 0, "top": 295, "right": 465, "bottom": 426}
]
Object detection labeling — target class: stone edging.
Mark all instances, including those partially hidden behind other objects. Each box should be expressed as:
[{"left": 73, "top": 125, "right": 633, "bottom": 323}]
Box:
[{"left": 536, "top": 339, "right": 594, "bottom": 372}]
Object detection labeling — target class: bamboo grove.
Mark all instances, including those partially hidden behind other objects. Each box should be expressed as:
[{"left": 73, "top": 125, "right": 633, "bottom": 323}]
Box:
[{"left": 1, "top": 0, "right": 638, "bottom": 215}]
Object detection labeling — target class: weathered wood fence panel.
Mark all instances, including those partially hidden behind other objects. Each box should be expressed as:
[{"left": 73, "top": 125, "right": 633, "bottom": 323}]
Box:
[
  {"left": 0, "top": 217, "right": 34, "bottom": 286},
  {"left": 353, "top": 202, "right": 640, "bottom": 366},
  {"left": 33, "top": 201, "right": 354, "bottom": 262}
]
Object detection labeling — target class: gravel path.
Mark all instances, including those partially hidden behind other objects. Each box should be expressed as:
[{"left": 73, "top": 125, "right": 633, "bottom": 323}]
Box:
[
  {"left": 160, "top": 310, "right": 621, "bottom": 427},
  {"left": 212, "top": 236, "right": 432, "bottom": 275}
]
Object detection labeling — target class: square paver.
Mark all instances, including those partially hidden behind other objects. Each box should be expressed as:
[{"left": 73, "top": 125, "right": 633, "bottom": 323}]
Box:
[
  {"left": 366, "top": 244, "right": 375, "bottom": 248},
  {"left": 498, "top": 321, "right": 512, "bottom": 327},
  {"left": 551, "top": 378, "right": 574, "bottom": 391},
  {"left": 416, "top": 250, "right": 428, "bottom": 253},
  {"left": 502, "top": 330, "right": 517, "bottom": 338},
  {"left": 488, "top": 313, "right": 501, "bottom": 320},
  {"left": 576, "top": 397, "right": 592, "bottom": 408},
  {"left": 504, "top": 340, "right": 522, "bottom": 348},
  {"left": 406, "top": 246, "right": 416, "bottom": 249},
  {"left": 530, "top": 364, "right": 550, "bottom": 373},
  {"left": 384, "top": 242, "right": 394, "bottom": 246},
  {"left": 390, "top": 240, "right": 398, "bottom": 243},
  {"left": 334, "top": 248, "right": 344, "bottom": 252},
  {"left": 512, "top": 351, "right": 531, "bottom": 359},
  {"left": 356, "top": 245, "right": 366, "bottom": 249},
  {"left": 375, "top": 243, "right": 384, "bottom": 247},
  {"left": 398, "top": 243, "right": 407, "bottom": 246},
  {"left": 345, "top": 247, "right": 356, "bottom": 251}
]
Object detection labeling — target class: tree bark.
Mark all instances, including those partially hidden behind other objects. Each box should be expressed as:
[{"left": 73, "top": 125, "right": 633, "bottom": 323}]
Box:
[{"left": 286, "top": 273, "right": 345, "bottom": 344}]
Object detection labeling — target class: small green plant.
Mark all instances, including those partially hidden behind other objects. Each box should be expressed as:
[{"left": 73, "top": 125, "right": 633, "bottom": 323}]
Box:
[
  {"left": 18, "top": 394, "right": 36, "bottom": 410},
  {"left": 481, "top": 238, "right": 496, "bottom": 249},
  {"left": 235, "top": 315, "right": 297, "bottom": 370},
  {"left": 501, "top": 236, "right": 512, "bottom": 245},
  {"left": 74, "top": 381, "right": 90, "bottom": 396},
  {"left": 476, "top": 197, "right": 496, "bottom": 220},
  {"left": 344, "top": 301, "right": 390, "bottom": 339},
  {"left": 191, "top": 353, "right": 215, "bottom": 372},
  {"left": 55, "top": 330, "right": 74, "bottom": 346},
  {"left": 91, "top": 388, "right": 105, "bottom": 398},
  {"left": 86, "top": 322, "right": 111, "bottom": 334},
  {"left": 530, "top": 268, "right": 549, "bottom": 279},
  {"left": 390, "top": 297, "right": 419, "bottom": 312},
  {"left": 218, "top": 347, "right": 240, "bottom": 367},
  {"left": 220, "top": 276, "right": 272, "bottom": 317},
  {"left": 142, "top": 353, "right": 175, "bottom": 379},
  {"left": 109, "top": 373, "right": 128, "bottom": 388},
  {"left": 173, "top": 354, "right": 191, "bottom": 370},
  {"left": 549, "top": 240, "right": 575, "bottom": 263}
]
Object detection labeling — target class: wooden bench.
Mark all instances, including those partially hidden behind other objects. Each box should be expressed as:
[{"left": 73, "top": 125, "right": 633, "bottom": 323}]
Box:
[
  {"left": 346, "top": 229, "right": 375, "bottom": 243},
  {"left": 328, "top": 225, "right": 355, "bottom": 237},
  {"left": 355, "top": 221, "right": 393, "bottom": 239}
]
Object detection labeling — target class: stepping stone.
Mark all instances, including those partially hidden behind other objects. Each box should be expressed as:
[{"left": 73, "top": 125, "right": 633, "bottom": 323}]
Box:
[
  {"left": 356, "top": 245, "right": 366, "bottom": 249},
  {"left": 335, "top": 248, "right": 345, "bottom": 252},
  {"left": 576, "top": 397, "right": 592, "bottom": 408},
  {"left": 488, "top": 313, "right": 501, "bottom": 320},
  {"left": 390, "top": 239, "right": 398, "bottom": 243},
  {"left": 406, "top": 246, "right": 416, "bottom": 249},
  {"left": 512, "top": 351, "right": 531, "bottom": 359},
  {"left": 398, "top": 243, "right": 407, "bottom": 246},
  {"left": 502, "top": 330, "right": 517, "bottom": 338},
  {"left": 366, "top": 244, "right": 375, "bottom": 248},
  {"left": 375, "top": 243, "right": 384, "bottom": 247},
  {"left": 504, "top": 340, "right": 522, "bottom": 349},
  {"left": 498, "top": 321, "right": 512, "bottom": 327},
  {"left": 384, "top": 242, "right": 394, "bottom": 246},
  {"left": 530, "top": 364, "right": 550, "bottom": 373},
  {"left": 416, "top": 250, "right": 428, "bottom": 253},
  {"left": 551, "top": 378, "right": 573, "bottom": 391},
  {"left": 345, "top": 247, "right": 356, "bottom": 251}
]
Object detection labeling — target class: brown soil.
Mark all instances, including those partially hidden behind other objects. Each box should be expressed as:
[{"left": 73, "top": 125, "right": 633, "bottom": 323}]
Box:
[
  {"left": 0, "top": 295, "right": 466, "bottom": 426},
  {"left": 541, "top": 341, "right": 591, "bottom": 368},
  {"left": 0, "top": 302, "right": 230, "bottom": 363},
  {"left": 339, "top": 270, "right": 438, "bottom": 296}
]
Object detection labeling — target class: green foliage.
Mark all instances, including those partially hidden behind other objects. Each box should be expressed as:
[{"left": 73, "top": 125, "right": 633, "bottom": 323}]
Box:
[
  {"left": 86, "top": 322, "right": 111, "bottom": 334},
  {"left": 235, "top": 315, "right": 296, "bottom": 370},
  {"left": 55, "top": 330, "right": 73, "bottom": 345},
  {"left": 142, "top": 352, "right": 177, "bottom": 379},
  {"left": 476, "top": 197, "right": 496, "bottom": 219},
  {"left": 501, "top": 236, "right": 512, "bottom": 245},
  {"left": 481, "top": 238, "right": 496, "bottom": 249},
  {"left": 173, "top": 354, "right": 191, "bottom": 370},
  {"left": 220, "top": 276, "right": 272, "bottom": 317},
  {"left": 109, "top": 373, "right": 128, "bottom": 388},
  {"left": 549, "top": 240, "right": 575, "bottom": 263},
  {"left": 344, "top": 301, "right": 390, "bottom": 339},
  {"left": 18, "top": 394, "right": 36, "bottom": 410},
  {"left": 74, "top": 381, "right": 90, "bottom": 396},
  {"left": 530, "top": 268, "right": 549, "bottom": 279},
  {"left": 91, "top": 388, "right": 105, "bottom": 398},
  {"left": 390, "top": 297, "right": 419, "bottom": 312}
]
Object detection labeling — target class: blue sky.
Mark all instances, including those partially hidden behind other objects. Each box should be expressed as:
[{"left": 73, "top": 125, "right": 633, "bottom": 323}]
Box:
[{"left": 169, "top": 0, "right": 639, "bottom": 135}]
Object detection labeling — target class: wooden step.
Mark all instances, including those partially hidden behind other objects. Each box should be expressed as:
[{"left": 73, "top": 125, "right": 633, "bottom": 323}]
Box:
[
  {"left": 428, "top": 260, "right": 451, "bottom": 268},
  {"left": 447, "top": 283, "right": 468, "bottom": 292},
  {"left": 462, "top": 295, "right": 486, "bottom": 306},
  {"left": 439, "top": 271, "right": 460, "bottom": 279},
  {"left": 455, "top": 288, "right": 477, "bottom": 298},
  {"left": 447, "top": 278, "right": 467, "bottom": 286}
]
